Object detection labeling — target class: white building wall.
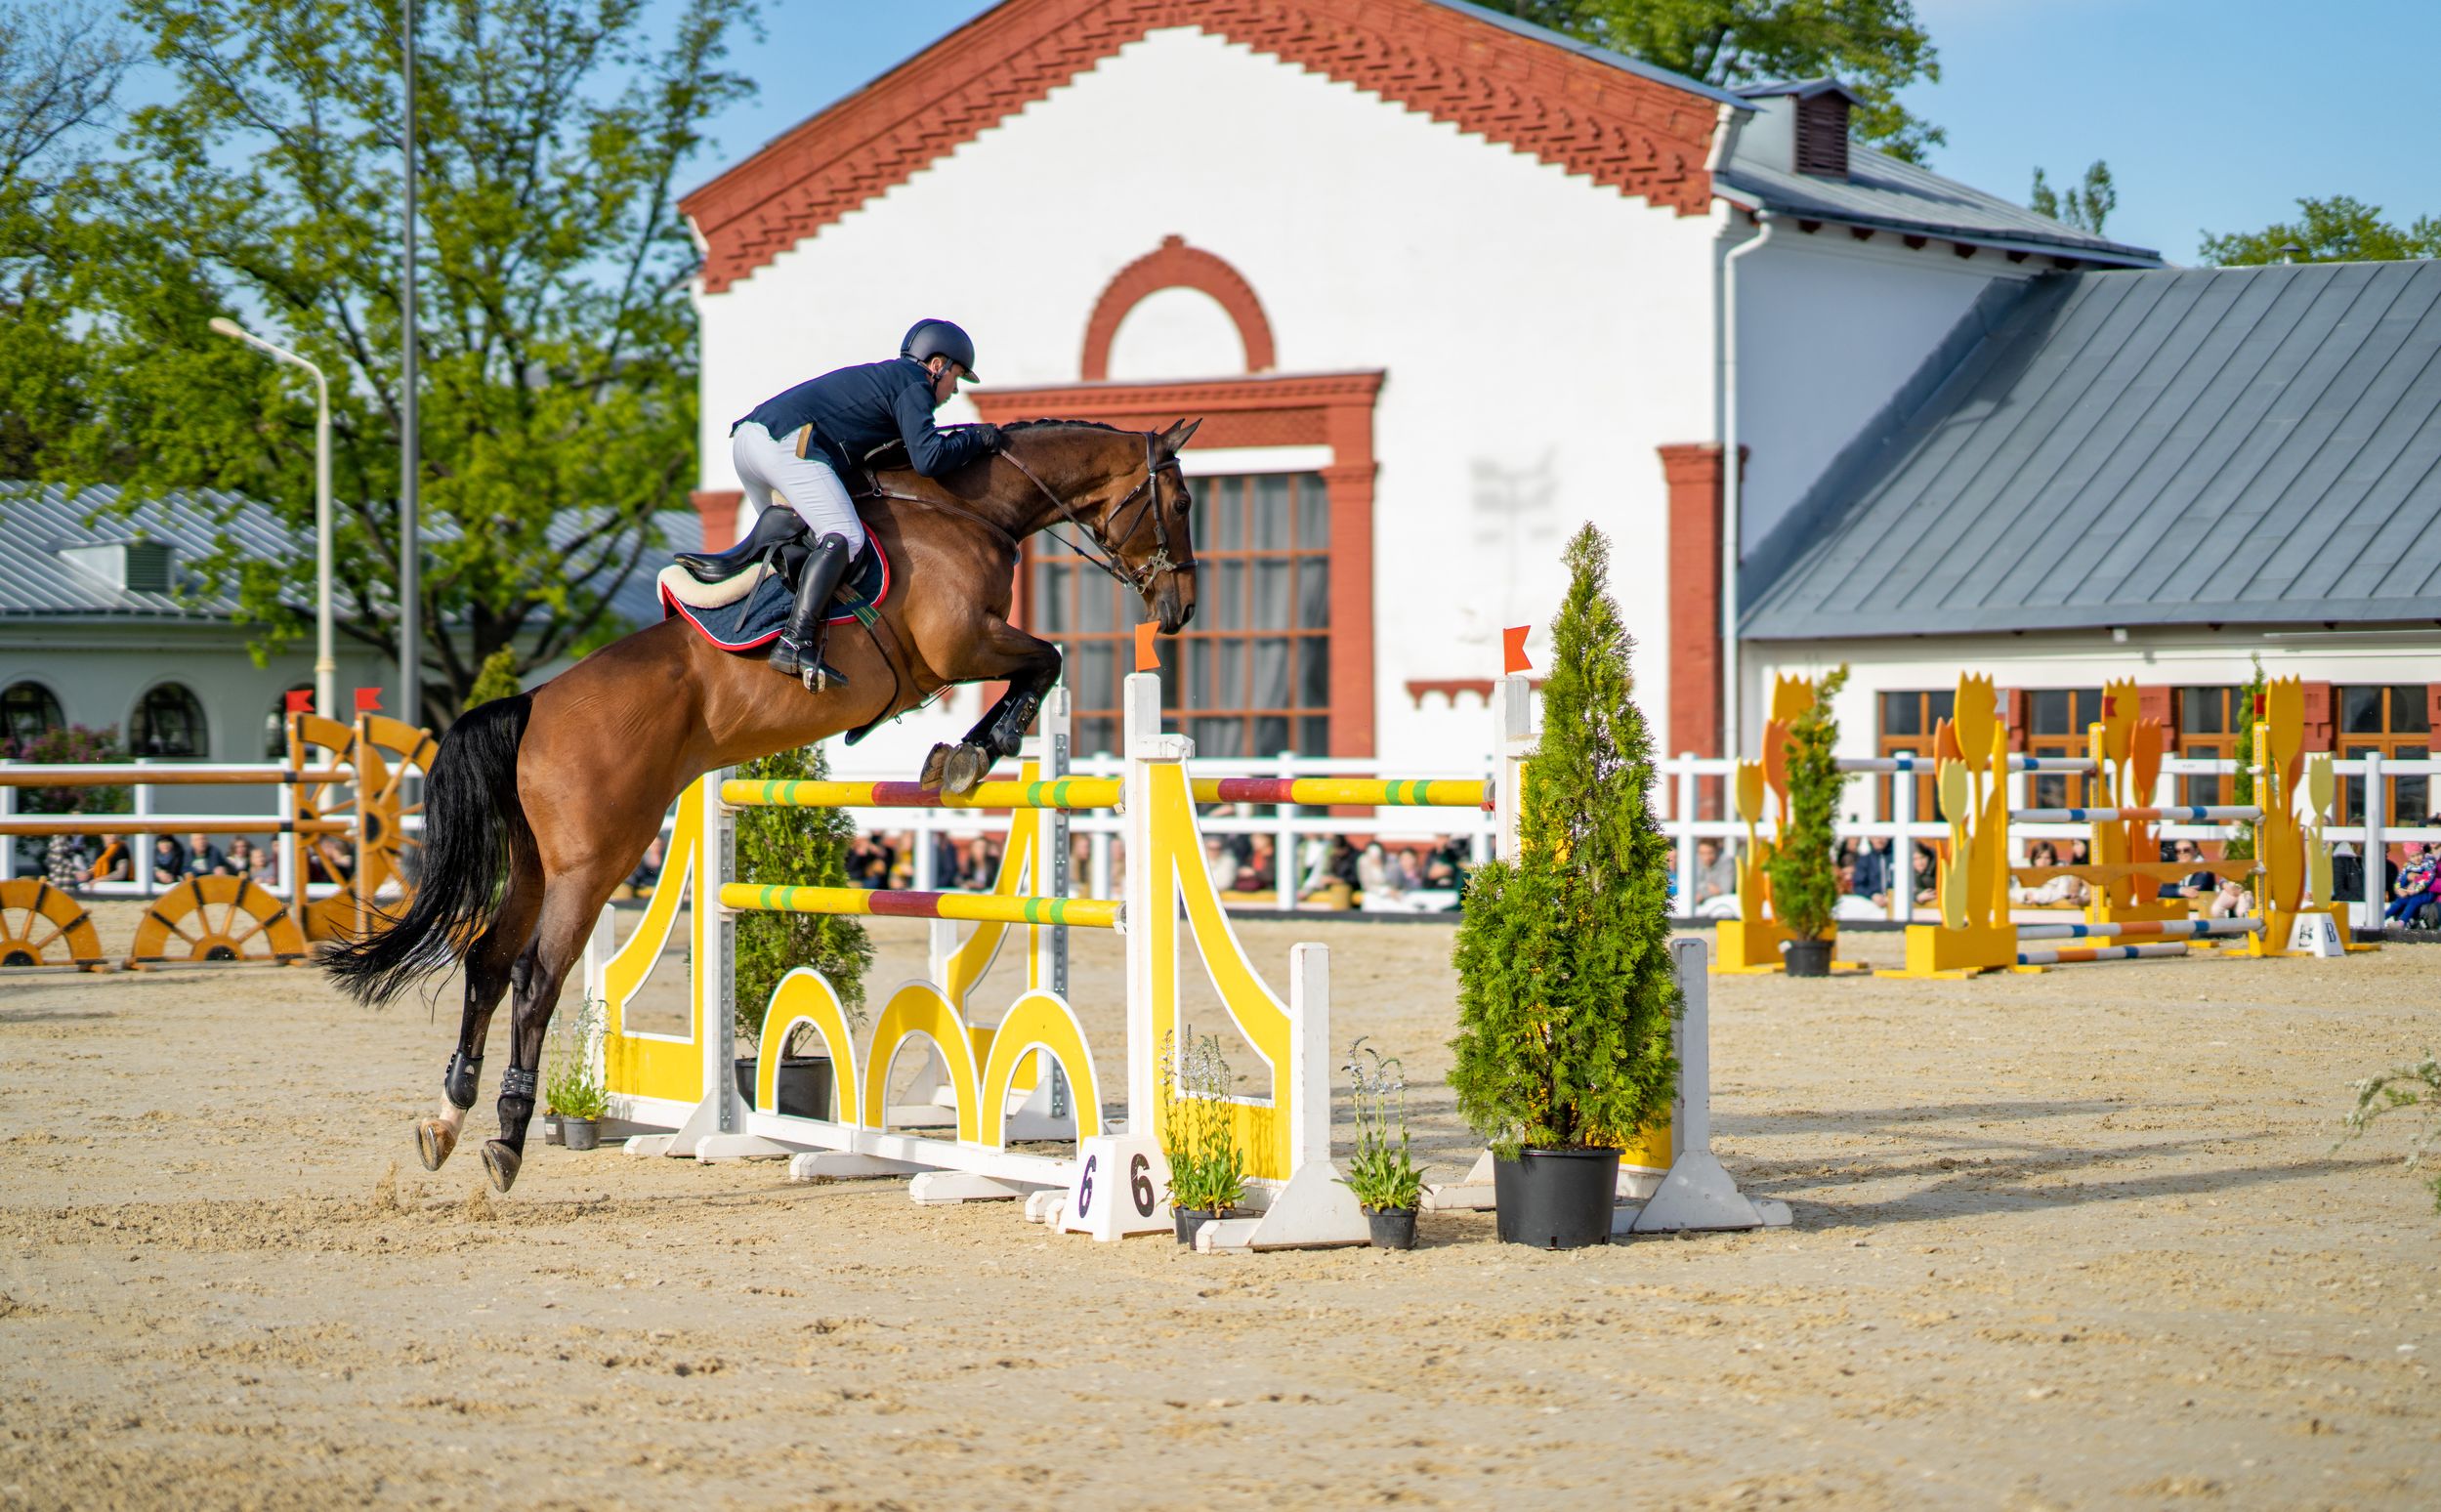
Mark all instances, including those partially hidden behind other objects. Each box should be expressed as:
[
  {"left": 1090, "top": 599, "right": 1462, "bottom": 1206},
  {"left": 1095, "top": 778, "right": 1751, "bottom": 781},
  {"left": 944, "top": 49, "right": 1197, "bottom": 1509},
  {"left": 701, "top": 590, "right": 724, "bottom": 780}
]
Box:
[
  {"left": 1730, "top": 229, "right": 2037, "bottom": 553},
  {"left": 694, "top": 25, "right": 1720, "bottom": 769},
  {"left": 1748, "top": 627, "right": 2441, "bottom": 819}
]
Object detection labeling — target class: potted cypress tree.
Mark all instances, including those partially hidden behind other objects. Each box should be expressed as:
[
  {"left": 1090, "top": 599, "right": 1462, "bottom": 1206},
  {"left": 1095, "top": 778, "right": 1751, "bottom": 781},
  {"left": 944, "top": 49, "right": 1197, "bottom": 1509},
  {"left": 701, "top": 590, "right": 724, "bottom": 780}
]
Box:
[
  {"left": 1450, "top": 525, "right": 1679, "bottom": 1249},
  {"left": 1763, "top": 666, "right": 1849, "bottom": 976},
  {"left": 733, "top": 740, "right": 870, "bottom": 1116}
]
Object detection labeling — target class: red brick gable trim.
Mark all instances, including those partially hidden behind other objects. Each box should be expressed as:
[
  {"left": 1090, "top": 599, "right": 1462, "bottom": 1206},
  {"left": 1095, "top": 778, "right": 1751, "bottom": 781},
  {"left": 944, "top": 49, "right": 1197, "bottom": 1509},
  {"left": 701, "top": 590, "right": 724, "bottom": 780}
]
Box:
[
  {"left": 1082, "top": 236, "right": 1276, "bottom": 380},
  {"left": 681, "top": 0, "right": 1718, "bottom": 294}
]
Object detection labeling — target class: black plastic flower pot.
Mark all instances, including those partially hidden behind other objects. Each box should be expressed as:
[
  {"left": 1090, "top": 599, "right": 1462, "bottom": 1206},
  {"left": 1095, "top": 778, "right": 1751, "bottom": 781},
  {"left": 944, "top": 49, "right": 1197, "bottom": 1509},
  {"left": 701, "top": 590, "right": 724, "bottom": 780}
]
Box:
[
  {"left": 1173, "top": 1207, "right": 1218, "bottom": 1247},
  {"left": 1784, "top": 938, "right": 1833, "bottom": 978},
  {"left": 561, "top": 1117, "right": 601, "bottom": 1152},
  {"left": 735, "top": 1055, "right": 835, "bottom": 1119},
  {"left": 541, "top": 1113, "right": 564, "bottom": 1147},
  {"left": 1364, "top": 1206, "right": 1418, "bottom": 1250},
  {"left": 1493, "top": 1147, "right": 1620, "bottom": 1249}
]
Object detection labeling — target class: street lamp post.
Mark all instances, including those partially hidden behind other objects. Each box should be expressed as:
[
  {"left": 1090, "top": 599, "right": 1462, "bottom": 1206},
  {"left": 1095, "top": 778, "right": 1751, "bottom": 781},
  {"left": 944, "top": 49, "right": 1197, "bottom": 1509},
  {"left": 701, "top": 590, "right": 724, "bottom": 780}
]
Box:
[{"left": 210, "top": 316, "right": 336, "bottom": 720}]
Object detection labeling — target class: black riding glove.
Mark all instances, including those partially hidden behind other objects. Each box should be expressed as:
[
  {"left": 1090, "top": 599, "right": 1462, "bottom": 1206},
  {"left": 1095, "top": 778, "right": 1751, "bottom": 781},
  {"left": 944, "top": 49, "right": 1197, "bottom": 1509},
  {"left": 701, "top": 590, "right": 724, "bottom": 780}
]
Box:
[{"left": 973, "top": 422, "right": 1004, "bottom": 451}]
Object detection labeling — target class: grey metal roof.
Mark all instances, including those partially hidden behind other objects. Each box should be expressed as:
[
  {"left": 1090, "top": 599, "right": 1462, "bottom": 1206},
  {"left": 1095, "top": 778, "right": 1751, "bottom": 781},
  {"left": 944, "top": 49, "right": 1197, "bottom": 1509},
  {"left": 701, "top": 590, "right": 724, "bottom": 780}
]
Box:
[
  {"left": 1743, "top": 260, "right": 2441, "bottom": 639},
  {"left": 1716, "top": 116, "right": 2162, "bottom": 265},
  {"left": 0, "top": 483, "right": 286, "bottom": 619},
  {"left": 0, "top": 481, "right": 686, "bottom": 633}
]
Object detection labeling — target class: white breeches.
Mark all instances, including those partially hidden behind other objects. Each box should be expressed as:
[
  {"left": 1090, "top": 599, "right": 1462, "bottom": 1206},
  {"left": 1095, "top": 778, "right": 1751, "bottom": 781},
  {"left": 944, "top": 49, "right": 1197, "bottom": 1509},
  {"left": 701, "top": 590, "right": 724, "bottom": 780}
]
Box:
[{"left": 731, "top": 421, "right": 865, "bottom": 555}]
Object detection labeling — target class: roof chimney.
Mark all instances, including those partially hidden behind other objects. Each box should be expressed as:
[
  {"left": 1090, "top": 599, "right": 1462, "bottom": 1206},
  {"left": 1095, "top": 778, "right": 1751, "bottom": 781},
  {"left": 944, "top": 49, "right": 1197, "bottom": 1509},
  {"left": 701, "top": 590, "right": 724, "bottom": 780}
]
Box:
[{"left": 1732, "top": 78, "right": 1860, "bottom": 182}]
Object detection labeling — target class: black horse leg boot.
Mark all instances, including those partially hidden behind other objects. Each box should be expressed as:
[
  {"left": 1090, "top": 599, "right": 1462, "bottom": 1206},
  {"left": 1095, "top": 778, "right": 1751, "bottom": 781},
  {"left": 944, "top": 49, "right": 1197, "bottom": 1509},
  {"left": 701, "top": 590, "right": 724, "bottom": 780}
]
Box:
[{"left": 769, "top": 532, "right": 855, "bottom": 690}]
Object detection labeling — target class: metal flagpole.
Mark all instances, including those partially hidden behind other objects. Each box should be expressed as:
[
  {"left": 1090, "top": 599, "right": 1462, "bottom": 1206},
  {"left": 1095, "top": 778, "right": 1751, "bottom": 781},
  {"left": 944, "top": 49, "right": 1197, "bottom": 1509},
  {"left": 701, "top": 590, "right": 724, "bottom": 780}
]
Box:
[{"left": 399, "top": 0, "right": 422, "bottom": 725}]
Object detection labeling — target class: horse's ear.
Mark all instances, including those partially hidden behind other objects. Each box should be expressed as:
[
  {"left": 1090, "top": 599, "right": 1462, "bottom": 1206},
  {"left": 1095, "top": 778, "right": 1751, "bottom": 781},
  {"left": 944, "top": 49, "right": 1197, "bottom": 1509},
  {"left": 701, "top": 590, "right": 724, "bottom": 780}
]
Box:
[{"left": 1155, "top": 417, "right": 1201, "bottom": 460}]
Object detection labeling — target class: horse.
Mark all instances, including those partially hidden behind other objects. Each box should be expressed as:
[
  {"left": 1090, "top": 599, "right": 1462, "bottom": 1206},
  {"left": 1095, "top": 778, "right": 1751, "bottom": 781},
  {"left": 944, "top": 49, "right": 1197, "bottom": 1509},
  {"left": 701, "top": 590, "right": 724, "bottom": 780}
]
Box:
[{"left": 322, "top": 418, "right": 1201, "bottom": 1193}]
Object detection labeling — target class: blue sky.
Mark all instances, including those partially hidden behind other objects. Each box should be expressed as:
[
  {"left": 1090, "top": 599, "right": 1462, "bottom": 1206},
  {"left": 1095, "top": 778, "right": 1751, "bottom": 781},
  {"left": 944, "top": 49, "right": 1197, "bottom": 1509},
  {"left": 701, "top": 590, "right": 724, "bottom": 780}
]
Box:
[{"left": 693, "top": 0, "right": 2438, "bottom": 266}]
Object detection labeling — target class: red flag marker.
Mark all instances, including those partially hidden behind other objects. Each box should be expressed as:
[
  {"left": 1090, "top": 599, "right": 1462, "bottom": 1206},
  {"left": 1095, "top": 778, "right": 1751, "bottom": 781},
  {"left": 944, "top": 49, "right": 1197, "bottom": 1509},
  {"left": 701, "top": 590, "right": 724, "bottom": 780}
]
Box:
[
  {"left": 283, "top": 690, "right": 314, "bottom": 715},
  {"left": 1501, "top": 625, "right": 1532, "bottom": 675},
  {"left": 353, "top": 688, "right": 383, "bottom": 713}
]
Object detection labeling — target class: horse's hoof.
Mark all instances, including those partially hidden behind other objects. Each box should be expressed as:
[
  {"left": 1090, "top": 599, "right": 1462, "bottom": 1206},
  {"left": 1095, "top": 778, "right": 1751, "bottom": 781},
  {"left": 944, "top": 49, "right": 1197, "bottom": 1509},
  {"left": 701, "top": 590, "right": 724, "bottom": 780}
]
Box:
[
  {"left": 941, "top": 743, "right": 988, "bottom": 797},
  {"left": 482, "top": 1140, "right": 523, "bottom": 1194},
  {"left": 919, "top": 742, "right": 953, "bottom": 789},
  {"left": 416, "top": 1119, "right": 456, "bottom": 1171}
]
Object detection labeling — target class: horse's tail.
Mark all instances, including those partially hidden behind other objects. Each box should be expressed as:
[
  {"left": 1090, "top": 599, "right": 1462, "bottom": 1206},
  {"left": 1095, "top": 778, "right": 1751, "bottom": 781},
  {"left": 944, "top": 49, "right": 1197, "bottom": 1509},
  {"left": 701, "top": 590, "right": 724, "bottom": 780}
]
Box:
[{"left": 323, "top": 693, "right": 535, "bottom": 1008}]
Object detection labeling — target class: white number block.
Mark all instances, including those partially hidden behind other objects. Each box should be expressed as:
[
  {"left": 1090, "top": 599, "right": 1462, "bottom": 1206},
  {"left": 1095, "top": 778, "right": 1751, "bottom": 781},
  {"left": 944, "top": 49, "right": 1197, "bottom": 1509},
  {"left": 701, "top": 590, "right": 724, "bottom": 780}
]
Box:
[
  {"left": 1060, "top": 1134, "right": 1169, "bottom": 1241},
  {"left": 2288, "top": 912, "right": 2345, "bottom": 957}
]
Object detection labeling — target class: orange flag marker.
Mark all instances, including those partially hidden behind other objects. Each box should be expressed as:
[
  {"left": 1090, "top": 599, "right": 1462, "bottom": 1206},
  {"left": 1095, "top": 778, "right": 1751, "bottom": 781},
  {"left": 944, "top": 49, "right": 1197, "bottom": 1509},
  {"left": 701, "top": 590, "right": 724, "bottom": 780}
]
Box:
[
  {"left": 1133, "top": 620, "right": 1161, "bottom": 672},
  {"left": 1501, "top": 625, "right": 1532, "bottom": 675}
]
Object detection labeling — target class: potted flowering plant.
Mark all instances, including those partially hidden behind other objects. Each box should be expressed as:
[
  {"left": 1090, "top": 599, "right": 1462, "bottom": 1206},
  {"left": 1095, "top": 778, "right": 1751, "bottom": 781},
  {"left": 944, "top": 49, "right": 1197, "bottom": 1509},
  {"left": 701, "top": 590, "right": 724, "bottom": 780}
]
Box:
[
  {"left": 544, "top": 996, "right": 610, "bottom": 1151},
  {"left": 1451, "top": 525, "right": 1679, "bottom": 1249},
  {"left": 1340, "top": 1038, "right": 1423, "bottom": 1249},
  {"left": 1158, "top": 1032, "right": 1245, "bottom": 1247}
]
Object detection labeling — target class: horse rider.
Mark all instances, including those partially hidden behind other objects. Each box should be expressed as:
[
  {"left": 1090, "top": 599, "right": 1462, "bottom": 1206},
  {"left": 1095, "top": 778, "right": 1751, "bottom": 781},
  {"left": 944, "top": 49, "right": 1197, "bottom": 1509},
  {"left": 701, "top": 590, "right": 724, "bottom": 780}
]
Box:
[{"left": 731, "top": 318, "right": 1003, "bottom": 684}]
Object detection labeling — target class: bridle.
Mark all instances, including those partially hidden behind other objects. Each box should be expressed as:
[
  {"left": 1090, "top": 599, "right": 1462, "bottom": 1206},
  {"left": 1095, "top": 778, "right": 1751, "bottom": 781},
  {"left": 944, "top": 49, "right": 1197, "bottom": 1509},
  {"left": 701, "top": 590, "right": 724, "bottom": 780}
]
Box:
[
  {"left": 868, "top": 427, "right": 1187, "bottom": 598},
  {"left": 995, "top": 430, "right": 1185, "bottom": 597}
]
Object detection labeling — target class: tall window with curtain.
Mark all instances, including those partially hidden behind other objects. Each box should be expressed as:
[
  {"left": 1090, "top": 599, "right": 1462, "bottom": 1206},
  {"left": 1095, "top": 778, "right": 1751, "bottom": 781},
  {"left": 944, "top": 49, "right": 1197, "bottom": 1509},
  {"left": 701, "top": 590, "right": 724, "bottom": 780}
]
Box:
[{"left": 2336, "top": 684, "right": 2431, "bottom": 824}]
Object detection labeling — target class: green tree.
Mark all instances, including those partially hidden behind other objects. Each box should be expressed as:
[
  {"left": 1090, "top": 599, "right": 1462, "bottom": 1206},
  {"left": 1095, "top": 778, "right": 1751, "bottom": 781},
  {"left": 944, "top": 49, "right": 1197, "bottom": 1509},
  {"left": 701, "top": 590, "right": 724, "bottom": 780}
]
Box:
[
  {"left": 461, "top": 646, "right": 523, "bottom": 711},
  {"left": 1763, "top": 664, "right": 1849, "bottom": 942},
  {"left": 2030, "top": 159, "right": 2115, "bottom": 236},
  {"left": 2200, "top": 195, "right": 2441, "bottom": 267},
  {"left": 1449, "top": 524, "right": 1678, "bottom": 1156},
  {"left": 16, "top": 0, "right": 751, "bottom": 728},
  {"left": 1475, "top": 0, "right": 1944, "bottom": 162},
  {"left": 732, "top": 740, "right": 869, "bottom": 1048},
  {"left": 0, "top": 5, "right": 131, "bottom": 478}
]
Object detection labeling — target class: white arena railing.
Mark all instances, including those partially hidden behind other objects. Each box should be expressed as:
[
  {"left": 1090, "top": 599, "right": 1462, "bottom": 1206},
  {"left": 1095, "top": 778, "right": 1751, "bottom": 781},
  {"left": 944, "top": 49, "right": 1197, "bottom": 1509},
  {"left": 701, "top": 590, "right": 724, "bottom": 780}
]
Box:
[{"left": 20, "top": 752, "right": 2428, "bottom": 933}]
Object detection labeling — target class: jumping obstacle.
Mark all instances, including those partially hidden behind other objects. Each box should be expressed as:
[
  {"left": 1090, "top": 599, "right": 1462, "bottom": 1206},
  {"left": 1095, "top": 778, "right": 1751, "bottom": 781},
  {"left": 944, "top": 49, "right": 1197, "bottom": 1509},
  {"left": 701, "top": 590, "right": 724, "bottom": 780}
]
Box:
[
  {"left": 1715, "top": 674, "right": 1870, "bottom": 975},
  {"left": 588, "top": 672, "right": 1371, "bottom": 1250},
  {"left": 1880, "top": 674, "right": 2360, "bottom": 979},
  {"left": 0, "top": 703, "right": 434, "bottom": 969},
  {"left": 585, "top": 649, "right": 1787, "bottom": 1244}
]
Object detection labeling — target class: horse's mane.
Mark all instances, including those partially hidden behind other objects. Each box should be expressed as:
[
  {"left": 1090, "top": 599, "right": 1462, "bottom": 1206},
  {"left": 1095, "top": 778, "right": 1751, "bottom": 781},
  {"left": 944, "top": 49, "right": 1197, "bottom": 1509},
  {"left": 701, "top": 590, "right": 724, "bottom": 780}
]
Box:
[{"left": 998, "top": 418, "right": 1133, "bottom": 436}]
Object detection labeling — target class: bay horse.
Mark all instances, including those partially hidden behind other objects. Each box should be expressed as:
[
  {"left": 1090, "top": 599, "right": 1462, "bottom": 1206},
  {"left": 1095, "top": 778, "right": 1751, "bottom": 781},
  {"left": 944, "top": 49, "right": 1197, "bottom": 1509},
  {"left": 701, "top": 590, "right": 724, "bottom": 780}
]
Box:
[{"left": 323, "top": 418, "right": 1201, "bottom": 1193}]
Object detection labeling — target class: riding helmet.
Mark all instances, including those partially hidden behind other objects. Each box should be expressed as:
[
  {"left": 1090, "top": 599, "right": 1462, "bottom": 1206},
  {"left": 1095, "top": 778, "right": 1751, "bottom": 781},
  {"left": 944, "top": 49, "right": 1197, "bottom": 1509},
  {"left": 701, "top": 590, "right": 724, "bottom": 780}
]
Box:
[{"left": 901, "top": 318, "right": 978, "bottom": 381}]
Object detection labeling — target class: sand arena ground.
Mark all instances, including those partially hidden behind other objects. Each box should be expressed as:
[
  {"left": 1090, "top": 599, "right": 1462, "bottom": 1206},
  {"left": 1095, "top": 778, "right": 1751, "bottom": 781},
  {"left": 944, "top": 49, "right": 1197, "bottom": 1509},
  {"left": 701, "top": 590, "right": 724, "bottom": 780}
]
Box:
[{"left": 1, "top": 905, "right": 2435, "bottom": 1509}]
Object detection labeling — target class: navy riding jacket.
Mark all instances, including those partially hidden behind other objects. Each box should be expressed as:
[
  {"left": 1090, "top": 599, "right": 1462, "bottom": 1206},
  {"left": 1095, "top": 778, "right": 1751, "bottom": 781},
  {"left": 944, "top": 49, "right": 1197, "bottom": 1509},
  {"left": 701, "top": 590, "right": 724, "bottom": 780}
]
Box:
[{"left": 733, "top": 357, "right": 995, "bottom": 480}]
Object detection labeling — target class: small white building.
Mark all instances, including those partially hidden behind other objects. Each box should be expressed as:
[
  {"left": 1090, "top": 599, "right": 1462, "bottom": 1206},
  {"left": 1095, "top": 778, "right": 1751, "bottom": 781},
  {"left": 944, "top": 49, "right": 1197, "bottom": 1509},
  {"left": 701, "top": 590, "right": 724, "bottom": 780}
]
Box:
[{"left": 675, "top": 0, "right": 2433, "bottom": 810}]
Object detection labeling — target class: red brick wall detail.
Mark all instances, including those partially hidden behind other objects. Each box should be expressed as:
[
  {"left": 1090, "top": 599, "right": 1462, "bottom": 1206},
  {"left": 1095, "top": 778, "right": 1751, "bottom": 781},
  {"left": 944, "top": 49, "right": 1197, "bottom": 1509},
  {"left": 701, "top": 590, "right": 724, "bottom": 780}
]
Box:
[
  {"left": 692, "top": 488, "right": 744, "bottom": 553},
  {"left": 973, "top": 371, "right": 1384, "bottom": 757},
  {"left": 1660, "top": 443, "right": 1726, "bottom": 777},
  {"left": 680, "top": 0, "right": 1719, "bottom": 294},
  {"left": 1082, "top": 236, "right": 1275, "bottom": 381}
]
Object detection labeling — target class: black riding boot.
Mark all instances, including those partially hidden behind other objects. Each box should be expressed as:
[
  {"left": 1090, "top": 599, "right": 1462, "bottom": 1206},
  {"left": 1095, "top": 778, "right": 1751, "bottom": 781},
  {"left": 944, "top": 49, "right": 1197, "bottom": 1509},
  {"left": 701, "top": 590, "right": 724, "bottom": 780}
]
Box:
[{"left": 769, "top": 532, "right": 855, "bottom": 689}]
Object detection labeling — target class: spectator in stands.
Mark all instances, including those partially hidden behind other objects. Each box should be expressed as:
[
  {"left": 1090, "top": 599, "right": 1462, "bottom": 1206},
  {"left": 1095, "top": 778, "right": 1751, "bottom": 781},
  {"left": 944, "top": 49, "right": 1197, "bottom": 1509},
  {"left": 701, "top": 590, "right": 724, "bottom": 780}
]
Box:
[
  {"left": 2157, "top": 840, "right": 2214, "bottom": 903},
  {"left": 307, "top": 834, "right": 353, "bottom": 885},
  {"left": 2207, "top": 876, "right": 2254, "bottom": 920},
  {"left": 1846, "top": 836, "right": 1894, "bottom": 908},
  {"left": 1357, "top": 841, "right": 1401, "bottom": 903},
  {"left": 1397, "top": 848, "right": 1428, "bottom": 892},
  {"left": 1240, "top": 836, "right": 1276, "bottom": 895},
  {"left": 182, "top": 832, "right": 229, "bottom": 879},
  {"left": 1203, "top": 836, "right": 1240, "bottom": 893},
  {"left": 2011, "top": 840, "right": 2087, "bottom": 906},
  {"left": 45, "top": 834, "right": 86, "bottom": 891},
  {"left": 1912, "top": 843, "right": 1939, "bottom": 906},
  {"left": 621, "top": 835, "right": 664, "bottom": 900},
  {"left": 223, "top": 838, "right": 256, "bottom": 883},
  {"left": 150, "top": 835, "right": 188, "bottom": 884},
  {"left": 249, "top": 841, "right": 279, "bottom": 886},
  {"left": 83, "top": 836, "right": 130, "bottom": 886},
  {"left": 847, "top": 834, "right": 891, "bottom": 888},
  {"left": 2384, "top": 841, "right": 2440, "bottom": 928},
  {"left": 1692, "top": 838, "right": 1737, "bottom": 907}
]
